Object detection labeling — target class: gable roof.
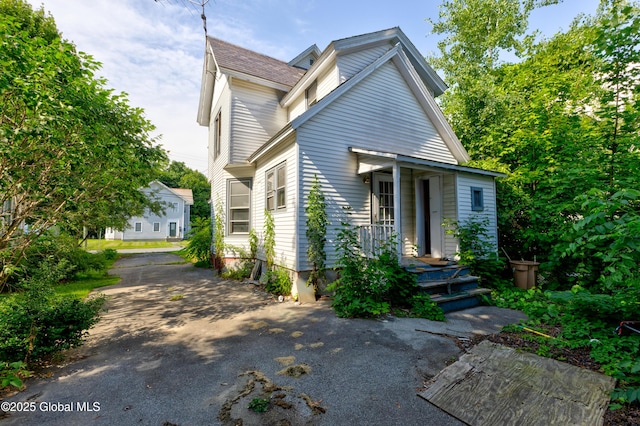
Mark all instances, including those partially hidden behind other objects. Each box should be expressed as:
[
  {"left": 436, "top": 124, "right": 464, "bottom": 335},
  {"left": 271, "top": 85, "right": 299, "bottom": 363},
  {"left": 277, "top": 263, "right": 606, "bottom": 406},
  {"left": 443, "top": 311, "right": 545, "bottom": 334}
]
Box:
[
  {"left": 287, "top": 44, "right": 470, "bottom": 163},
  {"left": 280, "top": 27, "right": 447, "bottom": 108},
  {"left": 149, "top": 181, "right": 194, "bottom": 205},
  {"left": 207, "top": 37, "right": 306, "bottom": 88}
]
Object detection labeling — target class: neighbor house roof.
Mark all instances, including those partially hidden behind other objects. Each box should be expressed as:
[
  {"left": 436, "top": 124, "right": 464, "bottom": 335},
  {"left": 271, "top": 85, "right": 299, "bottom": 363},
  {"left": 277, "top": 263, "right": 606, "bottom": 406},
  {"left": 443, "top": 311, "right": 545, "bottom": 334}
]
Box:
[
  {"left": 207, "top": 37, "right": 306, "bottom": 88},
  {"left": 171, "top": 188, "right": 194, "bottom": 205}
]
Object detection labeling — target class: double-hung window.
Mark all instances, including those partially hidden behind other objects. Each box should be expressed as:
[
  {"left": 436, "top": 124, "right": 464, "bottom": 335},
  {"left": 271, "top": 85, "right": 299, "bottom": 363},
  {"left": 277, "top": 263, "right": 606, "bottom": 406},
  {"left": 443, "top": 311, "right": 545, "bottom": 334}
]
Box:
[
  {"left": 228, "top": 179, "right": 251, "bottom": 234},
  {"left": 266, "top": 162, "right": 286, "bottom": 211}
]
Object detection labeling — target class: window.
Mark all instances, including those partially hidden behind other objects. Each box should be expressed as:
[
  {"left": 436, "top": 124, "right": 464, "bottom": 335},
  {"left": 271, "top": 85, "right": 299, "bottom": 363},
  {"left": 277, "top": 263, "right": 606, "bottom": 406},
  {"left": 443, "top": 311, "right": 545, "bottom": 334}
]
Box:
[
  {"left": 306, "top": 80, "right": 317, "bottom": 108},
  {"left": 266, "top": 163, "right": 286, "bottom": 211},
  {"left": 213, "top": 110, "right": 221, "bottom": 160},
  {"left": 135, "top": 222, "right": 142, "bottom": 232},
  {"left": 471, "top": 187, "right": 484, "bottom": 211},
  {"left": 228, "top": 179, "right": 251, "bottom": 234},
  {"left": 153, "top": 222, "right": 160, "bottom": 232}
]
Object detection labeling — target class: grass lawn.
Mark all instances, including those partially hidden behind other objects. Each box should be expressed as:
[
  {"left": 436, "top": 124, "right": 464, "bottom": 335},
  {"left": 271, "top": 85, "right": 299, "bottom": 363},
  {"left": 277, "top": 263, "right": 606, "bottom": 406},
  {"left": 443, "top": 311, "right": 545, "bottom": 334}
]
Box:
[
  {"left": 55, "top": 274, "right": 120, "bottom": 299},
  {"left": 82, "top": 239, "right": 186, "bottom": 251}
]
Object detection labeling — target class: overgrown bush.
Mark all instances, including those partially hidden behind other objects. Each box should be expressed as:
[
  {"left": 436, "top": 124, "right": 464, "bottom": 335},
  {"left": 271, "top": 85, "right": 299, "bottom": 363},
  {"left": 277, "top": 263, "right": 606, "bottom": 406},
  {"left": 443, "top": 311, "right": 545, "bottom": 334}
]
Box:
[
  {"left": 490, "top": 282, "right": 640, "bottom": 408},
  {"left": 5, "top": 232, "right": 107, "bottom": 289},
  {"left": 222, "top": 245, "right": 254, "bottom": 281},
  {"left": 184, "top": 217, "right": 212, "bottom": 267},
  {"left": 328, "top": 209, "right": 444, "bottom": 320},
  {"left": 445, "top": 217, "right": 507, "bottom": 287},
  {"left": 265, "top": 267, "right": 292, "bottom": 296},
  {"left": 557, "top": 188, "right": 640, "bottom": 292},
  {"left": 0, "top": 263, "right": 105, "bottom": 363}
]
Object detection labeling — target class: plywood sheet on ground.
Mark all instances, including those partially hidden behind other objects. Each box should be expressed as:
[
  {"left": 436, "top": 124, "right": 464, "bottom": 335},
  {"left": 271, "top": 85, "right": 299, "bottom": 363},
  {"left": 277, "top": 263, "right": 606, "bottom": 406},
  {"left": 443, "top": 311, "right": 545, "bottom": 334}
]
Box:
[{"left": 419, "top": 340, "right": 615, "bottom": 426}]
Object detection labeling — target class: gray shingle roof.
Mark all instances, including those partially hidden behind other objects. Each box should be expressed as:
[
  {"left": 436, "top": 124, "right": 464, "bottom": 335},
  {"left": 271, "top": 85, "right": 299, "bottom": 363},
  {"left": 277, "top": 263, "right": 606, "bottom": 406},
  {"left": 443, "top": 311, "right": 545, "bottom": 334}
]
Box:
[{"left": 208, "top": 37, "right": 305, "bottom": 88}]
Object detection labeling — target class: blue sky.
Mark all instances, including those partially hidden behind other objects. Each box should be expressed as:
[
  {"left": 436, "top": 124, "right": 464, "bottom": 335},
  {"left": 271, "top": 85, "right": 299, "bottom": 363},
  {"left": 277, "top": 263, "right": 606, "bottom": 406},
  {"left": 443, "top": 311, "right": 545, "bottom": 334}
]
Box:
[{"left": 25, "top": 0, "right": 601, "bottom": 174}]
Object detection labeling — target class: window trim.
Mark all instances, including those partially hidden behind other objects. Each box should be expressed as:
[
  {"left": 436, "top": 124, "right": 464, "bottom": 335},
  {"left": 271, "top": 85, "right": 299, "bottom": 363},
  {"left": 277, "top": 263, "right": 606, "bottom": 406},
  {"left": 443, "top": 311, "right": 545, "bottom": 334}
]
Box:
[
  {"left": 471, "top": 187, "right": 484, "bottom": 212},
  {"left": 306, "top": 80, "right": 318, "bottom": 108},
  {"left": 227, "top": 178, "right": 252, "bottom": 235},
  {"left": 134, "top": 222, "right": 142, "bottom": 232},
  {"left": 153, "top": 222, "right": 160, "bottom": 232},
  {"left": 266, "top": 162, "right": 286, "bottom": 212}
]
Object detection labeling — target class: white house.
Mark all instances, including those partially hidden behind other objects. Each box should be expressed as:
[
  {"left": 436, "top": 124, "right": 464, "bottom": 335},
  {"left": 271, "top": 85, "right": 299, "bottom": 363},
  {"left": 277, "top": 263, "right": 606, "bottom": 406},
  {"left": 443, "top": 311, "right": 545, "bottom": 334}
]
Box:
[
  {"left": 105, "top": 181, "right": 193, "bottom": 241},
  {"left": 197, "top": 27, "right": 503, "bottom": 297}
]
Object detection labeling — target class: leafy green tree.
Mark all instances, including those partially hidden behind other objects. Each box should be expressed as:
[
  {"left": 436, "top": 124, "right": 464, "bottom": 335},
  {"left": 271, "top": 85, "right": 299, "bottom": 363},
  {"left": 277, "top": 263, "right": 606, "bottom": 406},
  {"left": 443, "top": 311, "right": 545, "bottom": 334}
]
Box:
[
  {"left": 0, "top": 0, "right": 167, "bottom": 287},
  {"left": 157, "top": 161, "right": 210, "bottom": 221}
]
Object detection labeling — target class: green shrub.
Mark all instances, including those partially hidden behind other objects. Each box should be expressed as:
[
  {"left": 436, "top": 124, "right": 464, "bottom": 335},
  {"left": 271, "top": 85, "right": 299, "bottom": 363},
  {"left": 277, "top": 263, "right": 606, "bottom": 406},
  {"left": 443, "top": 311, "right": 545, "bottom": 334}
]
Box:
[
  {"left": 0, "top": 361, "right": 30, "bottom": 389},
  {"left": 265, "top": 267, "right": 292, "bottom": 296},
  {"left": 184, "top": 217, "right": 212, "bottom": 266},
  {"left": 5, "top": 233, "right": 108, "bottom": 290},
  {"left": 0, "top": 264, "right": 105, "bottom": 362},
  {"left": 445, "top": 217, "right": 507, "bottom": 287},
  {"left": 328, "top": 209, "right": 444, "bottom": 320}
]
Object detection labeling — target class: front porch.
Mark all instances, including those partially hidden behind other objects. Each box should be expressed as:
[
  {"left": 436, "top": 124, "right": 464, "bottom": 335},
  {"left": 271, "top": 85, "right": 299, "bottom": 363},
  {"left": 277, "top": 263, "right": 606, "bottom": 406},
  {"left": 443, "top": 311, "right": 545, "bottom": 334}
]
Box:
[{"left": 354, "top": 224, "right": 490, "bottom": 312}]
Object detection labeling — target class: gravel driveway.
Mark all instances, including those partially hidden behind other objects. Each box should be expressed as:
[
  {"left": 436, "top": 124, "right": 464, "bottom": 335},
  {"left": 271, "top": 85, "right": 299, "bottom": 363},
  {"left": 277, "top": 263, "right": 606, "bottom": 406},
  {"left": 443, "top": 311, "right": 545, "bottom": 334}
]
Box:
[{"left": 1, "top": 253, "right": 525, "bottom": 425}]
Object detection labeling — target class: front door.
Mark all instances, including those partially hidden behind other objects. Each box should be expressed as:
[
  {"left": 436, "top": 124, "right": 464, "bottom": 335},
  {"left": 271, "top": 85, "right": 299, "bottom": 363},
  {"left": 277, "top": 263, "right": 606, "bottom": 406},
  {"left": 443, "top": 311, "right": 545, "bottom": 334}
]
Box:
[{"left": 169, "top": 222, "right": 177, "bottom": 238}]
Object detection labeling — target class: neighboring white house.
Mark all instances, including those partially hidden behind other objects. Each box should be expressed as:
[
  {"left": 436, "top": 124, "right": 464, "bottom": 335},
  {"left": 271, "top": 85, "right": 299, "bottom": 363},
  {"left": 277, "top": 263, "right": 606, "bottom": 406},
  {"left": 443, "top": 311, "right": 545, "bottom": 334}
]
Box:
[
  {"left": 197, "top": 27, "right": 504, "bottom": 296},
  {"left": 105, "top": 181, "right": 194, "bottom": 241}
]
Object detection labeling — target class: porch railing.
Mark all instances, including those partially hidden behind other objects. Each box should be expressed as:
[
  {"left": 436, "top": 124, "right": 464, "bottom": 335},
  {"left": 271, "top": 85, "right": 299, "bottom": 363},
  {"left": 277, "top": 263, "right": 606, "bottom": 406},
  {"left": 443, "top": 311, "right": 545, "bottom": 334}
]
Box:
[{"left": 358, "top": 224, "right": 396, "bottom": 257}]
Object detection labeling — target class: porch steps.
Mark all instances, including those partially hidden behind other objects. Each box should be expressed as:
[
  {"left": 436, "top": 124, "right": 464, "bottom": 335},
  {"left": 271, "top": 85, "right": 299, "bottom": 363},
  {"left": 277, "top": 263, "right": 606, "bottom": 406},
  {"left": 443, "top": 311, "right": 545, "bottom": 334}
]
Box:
[{"left": 404, "top": 262, "right": 491, "bottom": 313}]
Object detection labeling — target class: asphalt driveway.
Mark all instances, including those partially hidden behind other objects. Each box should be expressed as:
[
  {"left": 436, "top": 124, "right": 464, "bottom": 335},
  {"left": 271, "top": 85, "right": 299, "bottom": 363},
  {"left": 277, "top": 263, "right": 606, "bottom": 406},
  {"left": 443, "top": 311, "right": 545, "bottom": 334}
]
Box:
[{"left": 1, "top": 253, "right": 526, "bottom": 425}]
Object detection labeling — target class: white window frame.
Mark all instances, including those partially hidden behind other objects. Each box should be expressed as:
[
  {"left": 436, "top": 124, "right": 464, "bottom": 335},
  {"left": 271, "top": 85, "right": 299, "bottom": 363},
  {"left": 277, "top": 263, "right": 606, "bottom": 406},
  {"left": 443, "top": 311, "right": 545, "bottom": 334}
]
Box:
[
  {"left": 134, "top": 222, "right": 142, "bottom": 232},
  {"left": 266, "top": 162, "right": 286, "bottom": 212},
  {"left": 153, "top": 222, "right": 160, "bottom": 232},
  {"left": 227, "top": 178, "right": 251, "bottom": 234},
  {"left": 306, "top": 79, "right": 318, "bottom": 108}
]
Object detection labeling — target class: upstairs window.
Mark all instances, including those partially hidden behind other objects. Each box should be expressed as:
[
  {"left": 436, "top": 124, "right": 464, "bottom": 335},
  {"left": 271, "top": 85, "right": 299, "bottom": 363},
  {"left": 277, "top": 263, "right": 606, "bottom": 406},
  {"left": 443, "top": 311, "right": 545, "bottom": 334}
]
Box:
[
  {"left": 471, "top": 187, "right": 484, "bottom": 211},
  {"left": 306, "top": 80, "right": 318, "bottom": 108},
  {"left": 213, "top": 111, "right": 221, "bottom": 160},
  {"left": 228, "top": 179, "right": 251, "bottom": 234},
  {"left": 266, "top": 162, "right": 286, "bottom": 211}
]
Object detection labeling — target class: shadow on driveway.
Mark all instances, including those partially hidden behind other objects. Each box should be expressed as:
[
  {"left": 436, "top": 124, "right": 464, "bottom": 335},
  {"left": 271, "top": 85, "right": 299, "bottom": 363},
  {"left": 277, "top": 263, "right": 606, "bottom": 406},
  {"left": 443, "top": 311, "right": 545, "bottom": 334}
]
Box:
[{"left": 1, "top": 254, "right": 525, "bottom": 426}]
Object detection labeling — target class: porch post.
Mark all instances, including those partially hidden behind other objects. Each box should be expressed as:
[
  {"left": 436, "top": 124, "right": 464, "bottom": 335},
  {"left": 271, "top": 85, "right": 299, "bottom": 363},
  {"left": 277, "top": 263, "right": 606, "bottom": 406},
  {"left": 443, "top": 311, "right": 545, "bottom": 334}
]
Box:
[{"left": 392, "top": 162, "right": 402, "bottom": 262}]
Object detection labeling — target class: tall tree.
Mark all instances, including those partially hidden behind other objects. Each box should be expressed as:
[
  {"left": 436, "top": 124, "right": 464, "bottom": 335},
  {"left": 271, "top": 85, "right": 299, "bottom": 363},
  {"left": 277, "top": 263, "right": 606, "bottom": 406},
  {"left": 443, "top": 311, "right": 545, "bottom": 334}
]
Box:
[
  {"left": 157, "top": 161, "right": 210, "bottom": 222},
  {"left": 0, "top": 0, "right": 167, "bottom": 286},
  {"left": 429, "top": 0, "right": 640, "bottom": 284}
]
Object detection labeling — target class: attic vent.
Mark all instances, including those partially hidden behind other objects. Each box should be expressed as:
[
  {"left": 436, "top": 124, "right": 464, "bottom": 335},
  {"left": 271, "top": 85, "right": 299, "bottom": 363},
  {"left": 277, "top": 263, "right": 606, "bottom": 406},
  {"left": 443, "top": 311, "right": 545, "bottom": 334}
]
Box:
[{"left": 306, "top": 79, "right": 318, "bottom": 108}]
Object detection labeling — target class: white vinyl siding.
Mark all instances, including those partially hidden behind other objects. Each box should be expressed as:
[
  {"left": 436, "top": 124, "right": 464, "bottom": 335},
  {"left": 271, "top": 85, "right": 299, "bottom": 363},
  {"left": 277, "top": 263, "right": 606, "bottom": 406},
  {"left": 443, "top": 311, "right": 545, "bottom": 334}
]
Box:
[
  {"left": 442, "top": 174, "right": 458, "bottom": 259},
  {"left": 456, "top": 173, "right": 498, "bottom": 252},
  {"left": 229, "top": 79, "right": 288, "bottom": 164},
  {"left": 208, "top": 74, "right": 231, "bottom": 180},
  {"left": 296, "top": 61, "right": 460, "bottom": 269},
  {"left": 315, "top": 61, "right": 457, "bottom": 163},
  {"left": 337, "top": 44, "right": 391, "bottom": 82},
  {"left": 254, "top": 138, "right": 297, "bottom": 270}
]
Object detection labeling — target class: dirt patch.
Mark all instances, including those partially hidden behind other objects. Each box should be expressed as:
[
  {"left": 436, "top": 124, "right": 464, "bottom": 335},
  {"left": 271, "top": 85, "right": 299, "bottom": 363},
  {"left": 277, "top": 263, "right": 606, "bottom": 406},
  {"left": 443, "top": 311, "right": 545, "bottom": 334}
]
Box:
[
  {"left": 276, "top": 364, "right": 311, "bottom": 378},
  {"left": 274, "top": 356, "right": 295, "bottom": 367},
  {"left": 218, "top": 370, "right": 325, "bottom": 425}
]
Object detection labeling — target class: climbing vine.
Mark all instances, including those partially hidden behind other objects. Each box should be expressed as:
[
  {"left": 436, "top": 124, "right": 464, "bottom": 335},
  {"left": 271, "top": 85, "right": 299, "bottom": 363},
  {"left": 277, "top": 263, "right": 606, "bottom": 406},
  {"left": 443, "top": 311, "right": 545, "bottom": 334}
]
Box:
[{"left": 305, "top": 175, "right": 328, "bottom": 290}]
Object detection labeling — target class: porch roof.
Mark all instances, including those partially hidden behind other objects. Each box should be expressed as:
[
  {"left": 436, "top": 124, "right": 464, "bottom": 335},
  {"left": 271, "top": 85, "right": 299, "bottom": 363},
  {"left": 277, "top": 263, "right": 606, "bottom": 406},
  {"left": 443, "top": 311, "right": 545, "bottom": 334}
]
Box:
[{"left": 349, "top": 147, "right": 506, "bottom": 178}]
